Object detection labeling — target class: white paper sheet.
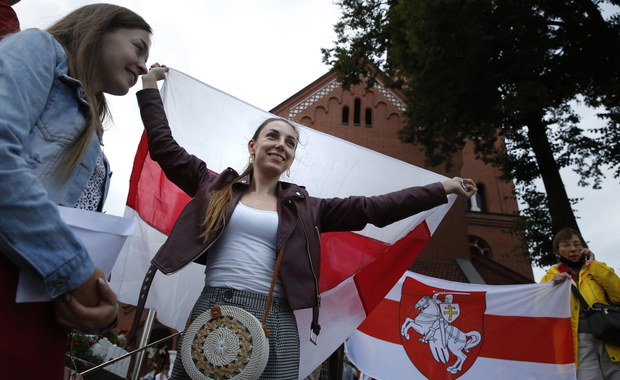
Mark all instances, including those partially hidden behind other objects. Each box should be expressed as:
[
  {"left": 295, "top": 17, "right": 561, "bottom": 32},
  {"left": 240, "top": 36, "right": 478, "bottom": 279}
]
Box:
[{"left": 16, "top": 206, "right": 135, "bottom": 303}]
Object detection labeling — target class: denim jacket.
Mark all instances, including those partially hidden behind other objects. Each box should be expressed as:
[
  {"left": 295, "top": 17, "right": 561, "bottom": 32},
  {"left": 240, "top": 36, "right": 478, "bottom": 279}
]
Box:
[{"left": 0, "top": 29, "right": 110, "bottom": 298}]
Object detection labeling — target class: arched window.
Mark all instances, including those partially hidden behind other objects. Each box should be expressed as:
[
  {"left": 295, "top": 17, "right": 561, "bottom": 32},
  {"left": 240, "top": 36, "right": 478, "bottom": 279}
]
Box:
[
  {"left": 466, "top": 183, "right": 485, "bottom": 212},
  {"left": 365, "top": 108, "right": 372, "bottom": 127},
  {"left": 342, "top": 106, "right": 350, "bottom": 125},
  {"left": 353, "top": 98, "right": 361, "bottom": 126},
  {"left": 469, "top": 235, "right": 493, "bottom": 258}
]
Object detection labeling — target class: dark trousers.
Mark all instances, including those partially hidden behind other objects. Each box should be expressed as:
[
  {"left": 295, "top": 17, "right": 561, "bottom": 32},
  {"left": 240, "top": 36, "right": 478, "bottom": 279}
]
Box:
[{"left": 0, "top": 254, "right": 67, "bottom": 380}]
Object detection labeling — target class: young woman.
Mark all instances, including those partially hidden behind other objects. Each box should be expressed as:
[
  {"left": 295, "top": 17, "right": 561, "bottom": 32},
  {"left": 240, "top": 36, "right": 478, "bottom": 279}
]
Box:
[
  {"left": 542, "top": 228, "right": 620, "bottom": 379},
  {"left": 0, "top": 4, "right": 151, "bottom": 379},
  {"left": 138, "top": 65, "right": 477, "bottom": 379}
]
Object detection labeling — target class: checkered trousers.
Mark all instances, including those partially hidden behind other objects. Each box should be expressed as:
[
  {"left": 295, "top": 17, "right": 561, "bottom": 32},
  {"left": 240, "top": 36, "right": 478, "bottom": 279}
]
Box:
[{"left": 170, "top": 286, "right": 300, "bottom": 380}]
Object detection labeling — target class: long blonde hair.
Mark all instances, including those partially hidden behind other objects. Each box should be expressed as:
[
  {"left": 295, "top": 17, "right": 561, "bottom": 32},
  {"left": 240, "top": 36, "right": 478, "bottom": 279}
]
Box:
[
  {"left": 199, "top": 118, "right": 298, "bottom": 241},
  {"left": 46, "top": 4, "right": 151, "bottom": 179}
]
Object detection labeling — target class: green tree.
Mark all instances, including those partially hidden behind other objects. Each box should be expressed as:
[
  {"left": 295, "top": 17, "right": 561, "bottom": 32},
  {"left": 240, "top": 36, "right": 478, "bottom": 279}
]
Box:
[{"left": 322, "top": 0, "right": 620, "bottom": 266}]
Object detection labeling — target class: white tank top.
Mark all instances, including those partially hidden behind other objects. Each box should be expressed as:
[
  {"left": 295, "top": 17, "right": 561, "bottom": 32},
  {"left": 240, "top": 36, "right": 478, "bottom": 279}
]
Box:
[{"left": 204, "top": 201, "right": 284, "bottom": 297}]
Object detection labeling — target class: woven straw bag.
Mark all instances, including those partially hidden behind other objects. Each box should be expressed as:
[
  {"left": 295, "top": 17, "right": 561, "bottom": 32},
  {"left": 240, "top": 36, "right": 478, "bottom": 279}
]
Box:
[
  {"left": 181, "top": 305, "right": 269, "bottom": 380},
  {"left": 181, "top": 247, "right": 285, "bottom": 380}
]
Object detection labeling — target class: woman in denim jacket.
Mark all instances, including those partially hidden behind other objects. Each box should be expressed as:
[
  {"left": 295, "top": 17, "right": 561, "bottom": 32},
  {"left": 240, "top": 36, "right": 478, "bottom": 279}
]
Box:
[{"left": 0, "top": 4, "right": 151, "bottom": 379}]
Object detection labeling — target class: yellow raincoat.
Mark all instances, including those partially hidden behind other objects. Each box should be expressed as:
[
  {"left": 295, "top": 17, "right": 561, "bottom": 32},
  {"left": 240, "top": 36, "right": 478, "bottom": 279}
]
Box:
[{"left": 541, "top": 261, "right": 620, "bottom": 365}]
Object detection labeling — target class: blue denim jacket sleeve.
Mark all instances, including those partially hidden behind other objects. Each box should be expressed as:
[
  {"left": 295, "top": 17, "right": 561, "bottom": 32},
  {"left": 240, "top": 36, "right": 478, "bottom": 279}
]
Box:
[{"left": 0, "top": 29, "right": 95, "bottom": 298}]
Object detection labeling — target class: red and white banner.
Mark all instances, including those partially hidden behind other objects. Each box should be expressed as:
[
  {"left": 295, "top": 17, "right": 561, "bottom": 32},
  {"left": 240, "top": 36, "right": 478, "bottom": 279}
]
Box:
[
  {"left": 346, "top": 271, "right": 576, "bottom": 380},
  {"left": 110, "top": 69, "right": 456, "bottom": 378}
]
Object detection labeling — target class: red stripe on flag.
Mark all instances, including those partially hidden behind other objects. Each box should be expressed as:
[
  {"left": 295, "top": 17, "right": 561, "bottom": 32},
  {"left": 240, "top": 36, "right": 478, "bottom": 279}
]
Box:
[
  {"left": 357, "top": 297, "right": 403, "bottom": 343},
  {"left": 126, "top": 132, "right": 149, "bottom": 209},
  {"left": 358, "top": 298, "right": 574, "bottom": 364},
  {"left": 319, "top": 232, "right": 389, "bottom": 293},
  {"left": 127, "top": 133, "right": 191, "bottom": 235},
  {"left": 354, "top": 223, "right": 431, "bottom": 315},
  {"left": 478, "top": 314, "right": 573, "bottom": 364}
]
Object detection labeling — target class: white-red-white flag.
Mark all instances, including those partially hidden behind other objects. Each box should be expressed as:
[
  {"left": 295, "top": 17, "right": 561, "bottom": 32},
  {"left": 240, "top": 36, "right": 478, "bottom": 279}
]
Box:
[
  {"left": 110, "top": 69, "right": 456, "bottom": 378},
  {"left": 346, "top": 271, "right": 575, "bottom": 380}
]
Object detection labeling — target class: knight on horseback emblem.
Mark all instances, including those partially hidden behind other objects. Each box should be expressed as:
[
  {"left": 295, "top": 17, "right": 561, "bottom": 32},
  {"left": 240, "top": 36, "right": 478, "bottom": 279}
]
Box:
[{"left": 401, "top": 291, "right": 482, "bottom": 375}]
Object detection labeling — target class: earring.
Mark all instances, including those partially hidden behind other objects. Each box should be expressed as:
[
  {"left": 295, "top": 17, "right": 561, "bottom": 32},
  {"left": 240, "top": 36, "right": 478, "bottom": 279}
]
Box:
[
  {"left": 286, "top": 168, "right": 291, "bottom": 177},
  {"left": 249, "top": 154, "right": 254, "bottom": 163}
]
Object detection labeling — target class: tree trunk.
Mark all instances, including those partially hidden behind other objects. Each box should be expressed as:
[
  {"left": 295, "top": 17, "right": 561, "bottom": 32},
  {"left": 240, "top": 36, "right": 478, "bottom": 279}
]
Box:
[{"left": 526, "top": 117, "right": 579, "bottom": 235}]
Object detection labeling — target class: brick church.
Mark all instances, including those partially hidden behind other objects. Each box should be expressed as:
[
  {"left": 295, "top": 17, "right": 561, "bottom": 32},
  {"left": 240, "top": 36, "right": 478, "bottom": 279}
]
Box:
[{"left": 270, "top": 71, "right": 534, "bottom": 284}]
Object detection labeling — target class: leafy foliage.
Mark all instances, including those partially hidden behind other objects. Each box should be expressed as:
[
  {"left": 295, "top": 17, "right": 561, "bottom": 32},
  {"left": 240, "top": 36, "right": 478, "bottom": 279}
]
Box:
[{"left": 323, "top": 0, "right": 620, "bottom": 265}]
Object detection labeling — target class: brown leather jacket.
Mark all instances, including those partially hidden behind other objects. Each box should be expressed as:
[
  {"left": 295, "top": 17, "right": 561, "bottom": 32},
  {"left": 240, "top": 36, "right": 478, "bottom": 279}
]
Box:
[{"left": 134, "top": 89, "right": 449, "bottom": 336}]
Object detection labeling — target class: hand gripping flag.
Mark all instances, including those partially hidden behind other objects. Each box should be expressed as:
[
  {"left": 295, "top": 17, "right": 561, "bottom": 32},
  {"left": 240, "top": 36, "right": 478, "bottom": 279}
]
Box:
[
  {"left": 346, "top": 271, "right": 576, "bottom": 380},
  {"left": 110, "top": 69, "right": 456, "bottom": 378}
]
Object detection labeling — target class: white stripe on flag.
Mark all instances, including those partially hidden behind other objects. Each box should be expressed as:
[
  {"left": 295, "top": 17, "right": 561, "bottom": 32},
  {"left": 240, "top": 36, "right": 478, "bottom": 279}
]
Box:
[
  {"left": 111, "top": 208, "right": 205, "bottom": 330},
  {"left": 347, "top": 331, "right": 577, "bottom": 380},
  {"left": 156, "top": 69, "right": 455, "bottom": 241},
  {"left": 295, "top": 277, "right": 366, "bottom": 377}
]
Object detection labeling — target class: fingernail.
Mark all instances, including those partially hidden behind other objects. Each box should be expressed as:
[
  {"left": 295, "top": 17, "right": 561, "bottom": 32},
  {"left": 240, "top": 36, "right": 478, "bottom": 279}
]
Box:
[{"left": 98, "top": 278, "right": 107, "bottom": 286}]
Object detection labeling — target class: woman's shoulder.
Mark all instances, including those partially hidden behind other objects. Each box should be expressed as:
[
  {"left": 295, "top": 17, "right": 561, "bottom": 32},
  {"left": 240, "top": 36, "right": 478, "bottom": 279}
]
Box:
[
  {"left": 2, "top": 28, "right": 65, "bottom": 64},
  {"left": 588, "top": 260, "right": 617, "bottom": 275},
  {"left": 547, "top": 263, "right": 561, "bottom": 273},
  {"left": 277, "top": 180, "right": 309, "bottom": 198},
  {"left": 539, "top": 264, "right": 561, "bottom": 282},
  {"left": 4, "top": 28, "right": 56, "bottom": 47}
]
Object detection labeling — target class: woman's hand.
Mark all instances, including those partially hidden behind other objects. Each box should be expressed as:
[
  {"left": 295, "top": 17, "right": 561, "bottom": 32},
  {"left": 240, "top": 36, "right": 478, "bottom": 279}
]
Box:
[
  {"left": 54, "top": 270, "right": 119, "bottom": 331},
  {"left": 441, "top": 177, "right": 477, "bottom": 199},
  {"left": 551, "top": 272, "right": 572, "bottom": 283},
  {"left": 583, "top": 248, "right": 596, "bottom": 268},
  {"left": 142, "top": 63, "right": 169, "bottom": 89}
]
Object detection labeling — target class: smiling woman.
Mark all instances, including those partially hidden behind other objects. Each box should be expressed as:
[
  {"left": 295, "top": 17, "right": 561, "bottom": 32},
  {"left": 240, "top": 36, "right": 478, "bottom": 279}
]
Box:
[
  {"left": 98, "top": 27, "right": 150, "bottom": 95},
  {"left": 132, "top": 65, "right": 478, "bottom": 379},
  {"left": 0, "top": 4, "right": 151, "bottom": 379}
]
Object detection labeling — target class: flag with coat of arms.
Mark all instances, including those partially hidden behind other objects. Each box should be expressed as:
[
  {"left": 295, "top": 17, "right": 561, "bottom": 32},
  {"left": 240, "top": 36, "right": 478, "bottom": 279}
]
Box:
[
  {"left": 110, "top": 69, "right": 458, "bottom": 379},
  {"left": 346, "top": 271, "right": 576, "bottom": 380}
]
